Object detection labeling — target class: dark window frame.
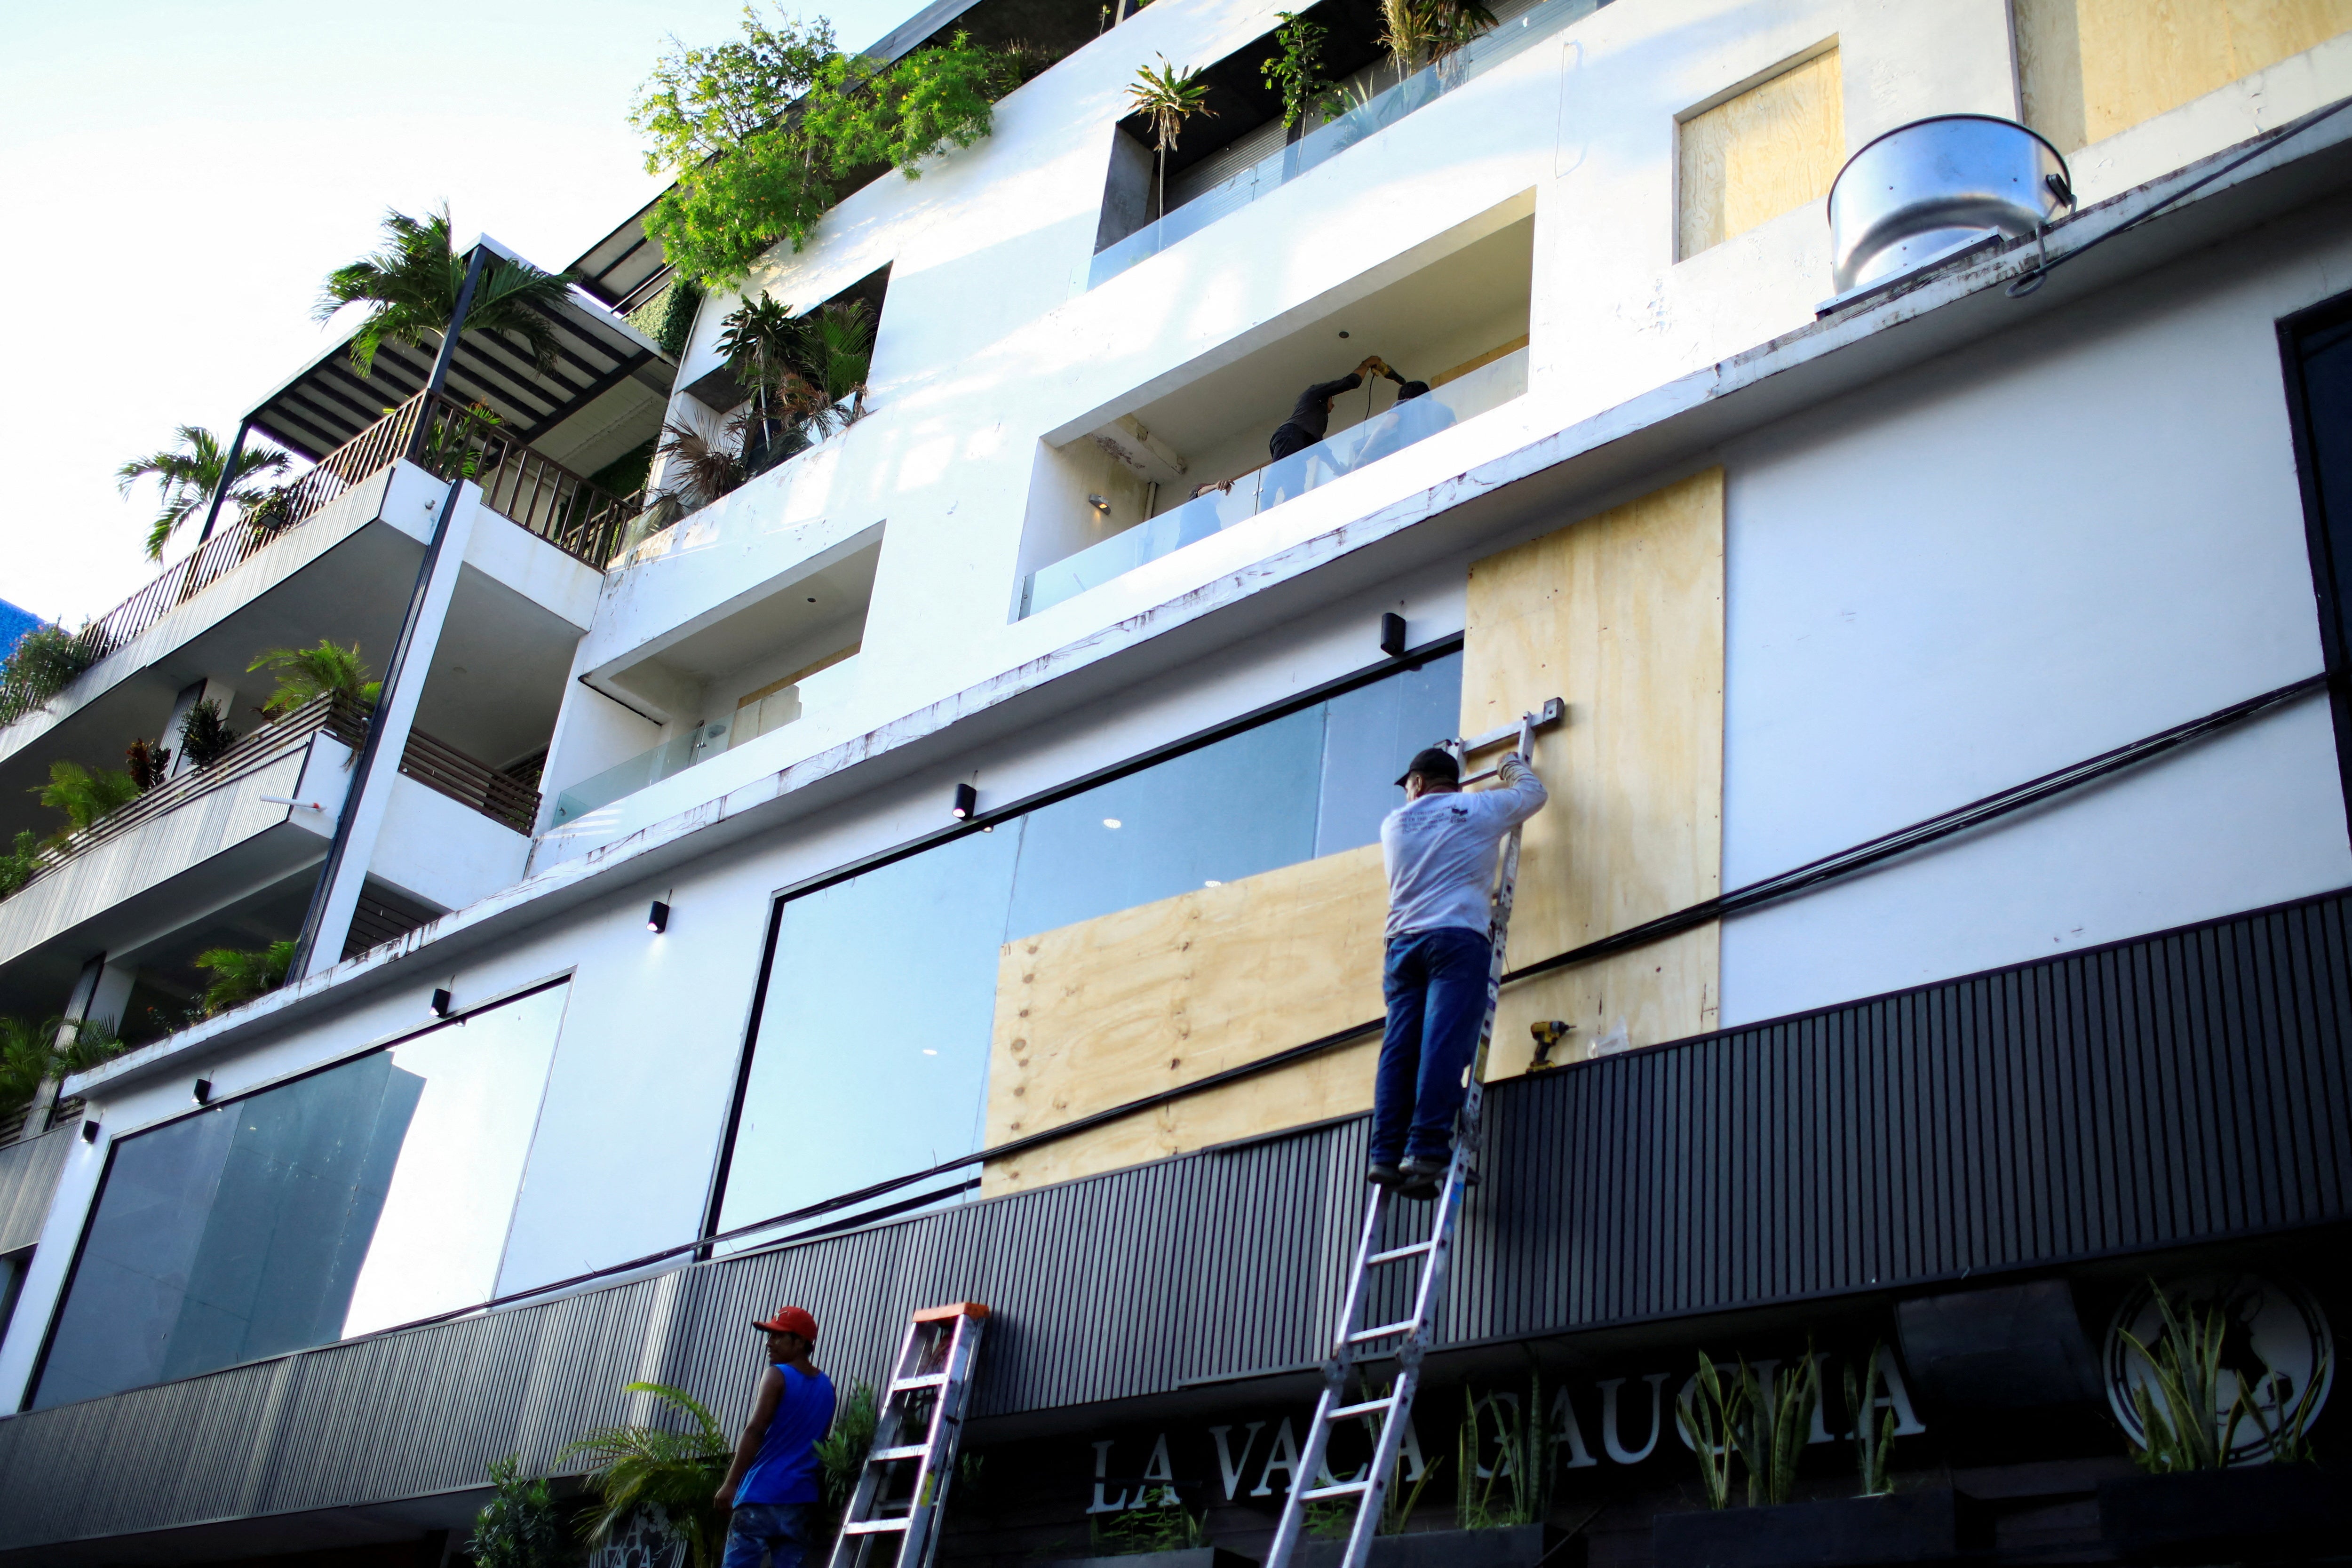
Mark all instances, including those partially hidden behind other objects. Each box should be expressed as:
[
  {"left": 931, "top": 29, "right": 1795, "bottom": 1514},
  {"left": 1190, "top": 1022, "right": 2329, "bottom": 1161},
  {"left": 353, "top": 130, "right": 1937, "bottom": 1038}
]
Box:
[{"left": 2276, "top": 291, "right": 2352, "bottom": 814}]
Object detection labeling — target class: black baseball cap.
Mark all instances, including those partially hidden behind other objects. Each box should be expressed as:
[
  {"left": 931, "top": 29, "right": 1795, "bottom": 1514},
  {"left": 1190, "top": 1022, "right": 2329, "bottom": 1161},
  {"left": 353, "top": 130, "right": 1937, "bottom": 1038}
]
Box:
[{"left": 1396, "top": 747, "right": 1459, "bottom": 787}]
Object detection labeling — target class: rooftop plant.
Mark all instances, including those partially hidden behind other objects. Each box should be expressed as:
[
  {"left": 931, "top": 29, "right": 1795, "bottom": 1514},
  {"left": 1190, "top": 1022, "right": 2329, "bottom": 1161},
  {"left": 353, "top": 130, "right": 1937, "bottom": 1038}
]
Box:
[
  {"left": 249, "top": 641, "right": 381, "bottom": 716},
  {"left": 318, "top": 206, "right": 572, "bottom": 378},
  {"left": 1125, "top": 55, "right": 1216, "bottom": 222},
  {"left": 631, "top": 10, "right": 1040, "bottom": 287},
  {"left": 116, "top": 426, "right": 294, "bottom": 562}
]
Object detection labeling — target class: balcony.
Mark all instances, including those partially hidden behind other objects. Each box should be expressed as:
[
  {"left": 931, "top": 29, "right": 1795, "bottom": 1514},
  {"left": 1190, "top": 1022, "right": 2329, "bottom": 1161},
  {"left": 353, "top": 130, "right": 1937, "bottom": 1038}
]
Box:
[
  {"left": 552, "top": 649, "right": 862, "bottom": 827},
  {"left": 1024, "top": 346, "right": 1526, "bottom": 616},
  {"left": 1088, "top": 0, "right": 1603, "bottom": 289}
]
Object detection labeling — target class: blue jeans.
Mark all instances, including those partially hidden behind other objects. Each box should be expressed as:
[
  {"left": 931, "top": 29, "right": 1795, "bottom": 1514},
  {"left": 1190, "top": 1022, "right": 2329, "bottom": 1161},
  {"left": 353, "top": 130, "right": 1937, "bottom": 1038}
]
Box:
[
  {"left": 1371, "top": 927, "right": 1492, "bottom": 1166},
  {"left": 723, "top": 1502, "right": 824, "bottom": 1568}
]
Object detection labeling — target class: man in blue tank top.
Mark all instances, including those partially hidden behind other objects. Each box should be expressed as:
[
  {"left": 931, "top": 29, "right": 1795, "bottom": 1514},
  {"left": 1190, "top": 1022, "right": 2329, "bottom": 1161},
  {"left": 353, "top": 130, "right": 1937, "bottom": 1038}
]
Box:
[{"left": 716, "top": 1306, "right": 840, "bottom": 1568}]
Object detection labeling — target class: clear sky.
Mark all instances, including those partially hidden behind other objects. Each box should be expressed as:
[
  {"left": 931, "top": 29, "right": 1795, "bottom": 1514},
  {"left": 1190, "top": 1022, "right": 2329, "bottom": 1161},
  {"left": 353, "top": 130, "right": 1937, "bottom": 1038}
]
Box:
[{"left": 0, "top": 0, "right": 910, "bottom": 628}]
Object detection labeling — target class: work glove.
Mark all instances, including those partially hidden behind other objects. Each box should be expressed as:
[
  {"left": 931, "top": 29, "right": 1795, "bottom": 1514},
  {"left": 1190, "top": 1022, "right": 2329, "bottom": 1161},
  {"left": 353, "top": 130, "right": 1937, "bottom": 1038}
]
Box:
[{"left": 1498, "top": 751, "right": 1530, "bottom": 782}]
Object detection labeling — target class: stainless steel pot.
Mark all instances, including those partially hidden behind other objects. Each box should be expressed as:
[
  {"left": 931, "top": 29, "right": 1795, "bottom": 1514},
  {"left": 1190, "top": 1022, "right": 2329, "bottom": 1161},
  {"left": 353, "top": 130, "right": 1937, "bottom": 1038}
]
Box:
[{"left": 1828, "top": 114, "right": 2073, "bottom": 294}]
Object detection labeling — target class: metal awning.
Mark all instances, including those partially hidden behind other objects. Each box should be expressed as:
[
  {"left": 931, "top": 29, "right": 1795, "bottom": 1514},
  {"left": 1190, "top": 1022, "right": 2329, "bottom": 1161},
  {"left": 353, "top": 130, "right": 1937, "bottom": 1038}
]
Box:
[{"left": 246, "top": 237, "right": 677, "bottom": 463}]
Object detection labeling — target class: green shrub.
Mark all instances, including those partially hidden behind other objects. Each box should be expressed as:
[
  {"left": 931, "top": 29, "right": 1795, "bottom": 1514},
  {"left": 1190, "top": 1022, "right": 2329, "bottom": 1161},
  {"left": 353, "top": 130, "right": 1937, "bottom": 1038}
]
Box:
[
  {"left": 0, "top": 831, "right": 44, "bottom": 899},
  {"left": 0, "top": 626, "right": 100, "bottom": 728},
  {"left": 36, "top": 760, "right": 140, "bottom": 837},
  {"left": 468, "top": 1455, "right": 574, "bottom": 1568},
  {"left": 194, "top": 939, "right": 296, "bottom": 1015},
  {"left": 816, "top": 1381, "right": 878, "bottom": 1516},
  {"left": 178, "top": 698, "right": 238, "bottom": 767}
]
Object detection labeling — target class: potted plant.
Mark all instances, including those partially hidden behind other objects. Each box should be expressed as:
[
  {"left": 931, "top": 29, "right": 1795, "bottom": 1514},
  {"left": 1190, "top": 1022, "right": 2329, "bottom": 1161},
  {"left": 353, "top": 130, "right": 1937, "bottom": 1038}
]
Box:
[
  {"left": 1652, "top": 1345, "right": 1986, "bottom": 1568},
  {"left": 2096, "top": 1283, "right": 2343, "bottom": 1563},
  {"left": 1298, "top": 1376, "right": 1557, "bottom": 1568}
]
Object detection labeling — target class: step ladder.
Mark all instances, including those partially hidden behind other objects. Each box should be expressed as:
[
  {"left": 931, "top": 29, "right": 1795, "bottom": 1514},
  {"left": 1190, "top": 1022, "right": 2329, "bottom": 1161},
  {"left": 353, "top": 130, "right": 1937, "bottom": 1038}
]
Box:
[
  {"left": 1263, "top": 701, "right": 1561, "bottom": 1568},
  {"left": 825, "top": 1302, "right": 991, "bottom": 1568}
]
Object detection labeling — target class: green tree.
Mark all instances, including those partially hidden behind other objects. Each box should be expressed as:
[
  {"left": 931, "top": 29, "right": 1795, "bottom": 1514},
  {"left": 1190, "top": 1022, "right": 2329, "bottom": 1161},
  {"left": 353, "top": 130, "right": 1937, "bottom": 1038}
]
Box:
[
  {"left": 248, "top": 641, "right": 381, "bottom": 716},
  {"left": 194, "top": 939, "right": 296, "bottom": 1015},
  {"left": 468, "top": 1456, "right": 574, "bottom": 1568},
  {"left": 632, "top": 10, "right": 1027, "bottom": 286},
  {"left": 178, "top": 698, "right": 238, "bottom": 767},
  {"left": 318, "top": 206, "right": 572, "bottom": 378},
  {"left": 560, "top": 1382, "right": 733, "bottom": 1568},
  {"left": 116, "top": 426, "right": 294, "bottom": 562},
  {"left": 1124, "top": 56, "right": 1216, "bottom": 222}
]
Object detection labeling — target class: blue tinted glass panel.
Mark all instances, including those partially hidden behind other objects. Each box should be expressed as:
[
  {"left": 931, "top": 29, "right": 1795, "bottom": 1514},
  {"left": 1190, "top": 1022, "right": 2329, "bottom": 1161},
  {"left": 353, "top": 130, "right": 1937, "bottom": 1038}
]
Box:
[
  {"left": 33, "top": 986, "right": 565, "bottom": 1409},
  {"left": 717, "top": 653, "right": 1461, "bottom": 1238}
]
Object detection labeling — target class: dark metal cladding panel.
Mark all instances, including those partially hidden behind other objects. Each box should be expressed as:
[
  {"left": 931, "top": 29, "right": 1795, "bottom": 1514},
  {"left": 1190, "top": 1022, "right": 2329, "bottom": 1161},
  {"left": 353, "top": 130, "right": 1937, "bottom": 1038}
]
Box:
[{"left": 5, "top": 890, "right": 2352, "bottom": 1552}]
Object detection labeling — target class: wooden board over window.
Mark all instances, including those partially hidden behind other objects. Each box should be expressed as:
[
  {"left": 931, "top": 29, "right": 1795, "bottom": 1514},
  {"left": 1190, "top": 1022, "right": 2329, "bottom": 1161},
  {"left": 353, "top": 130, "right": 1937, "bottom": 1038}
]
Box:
[
  {"left": 983, "top": 471, "right": 1726, "bottom": 1194},
  {"left": 1462, "top": 467, "right": 1725, "bottom": 1071},
  {"left": 2016, "top": 0, "right": 2352, "bottom": 154},
  {"left": 1677, "top": 47, "right": 1844, "bottom": 260}
]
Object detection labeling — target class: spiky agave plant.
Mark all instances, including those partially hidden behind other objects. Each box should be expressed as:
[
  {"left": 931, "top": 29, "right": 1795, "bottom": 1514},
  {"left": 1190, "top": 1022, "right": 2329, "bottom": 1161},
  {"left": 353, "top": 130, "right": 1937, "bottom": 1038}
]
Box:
[
  {"left": 1674, "top": 1355, "right": 1747, "bottom": 1509},
  {"left": 317, "top": 206, "right": 572, "bottom": 378},
  {"left": 116, "top": 426, "right": 294, "bottom": 561},
  {"left": 560, "top": 1381, "right": 733, "bottom": 1568}
]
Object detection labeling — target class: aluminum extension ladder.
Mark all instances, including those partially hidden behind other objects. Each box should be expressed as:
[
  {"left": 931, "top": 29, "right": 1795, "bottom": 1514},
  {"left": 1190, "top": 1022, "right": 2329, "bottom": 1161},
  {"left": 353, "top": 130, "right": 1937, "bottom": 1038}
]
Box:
[
  {"left": 824, "top": 1301, "right": 991, "bottom": 1568},
  {"left": 1263, "top": 700, "right": 1562, "bottom": 1568}
]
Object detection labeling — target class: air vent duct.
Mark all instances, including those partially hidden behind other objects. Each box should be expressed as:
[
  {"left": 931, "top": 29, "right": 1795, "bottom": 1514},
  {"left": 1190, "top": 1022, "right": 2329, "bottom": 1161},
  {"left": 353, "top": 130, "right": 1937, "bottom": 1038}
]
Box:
[{"left": 1827, "top": 114, "right": 2073, "bottom": 296}]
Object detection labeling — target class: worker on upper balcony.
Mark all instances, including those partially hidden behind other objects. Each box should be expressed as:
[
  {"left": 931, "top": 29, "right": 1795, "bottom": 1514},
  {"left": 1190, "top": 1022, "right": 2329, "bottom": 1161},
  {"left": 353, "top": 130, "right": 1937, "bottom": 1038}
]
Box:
[
  {"left": 1269, "top": 355, "right": 1400, "bottom": 462},
  {"left": 1372, "top": 743, "right": 1546, "bottom": 1200}
]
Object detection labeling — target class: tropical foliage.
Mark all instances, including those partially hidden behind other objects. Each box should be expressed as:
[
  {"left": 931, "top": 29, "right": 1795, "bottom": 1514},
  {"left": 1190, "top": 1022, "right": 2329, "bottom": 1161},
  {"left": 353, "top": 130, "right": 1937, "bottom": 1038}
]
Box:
[
  {"left": 2120, "top": 1284, "right": 2327, "bottom": 1472},
  {"left": 1263, "top": 11, "right": 1343, "bottom": 129},
  {"left": 178, "top": 698, "right": 238, "bottom": 768},
  {"left": 468, "top": 1455, "right": 575, "bottom": 1568},
  {"left": 632, "top": 11, "right": 1037, "bottom": 286},
  {"left": 713, "top": 293, "right": 875, "bottom": 478},
  {"left": 560, "top": 1381, "right": 732, "bottom": 1568},
  {"left": 194, "top": 939, "right": 296, "bottom": 1016},
  {"left": 653, "top": 411, "right": 749, "bottom": 510},
  {"left": 318, "top": 206, "right": 572, "bottom": 378},
  {"left": 1674, "top": 1350, "right": 1822, "bottom": 1508},
  {"left": 0, "top": 1014, "right": 126, "bottom": 1124},
  {"left": 0, "top": 832, "right": 41, "bottom": 899},
  {"left": 629, "top": 276, "right": 707, "bottom": 361},
  {"left": 1456, "top": 1377, "right": 1551, "bottom": 1528},
  {"left": 126, "top": 737, "right": 171, "bottom": 792},
  {"left": 36, "top": 760, "right": 140, "bottom": 838},
  {"left": 1379, "top": 0, "right": 1495, "bottom": 73},
  {"left": 1124, "top": 56, "right": 1216, "bottom": 221},
  {"left": 813, "top": 1380, "right": 878, "bottom": 1515},
  {"left": 116, "top": 426, "right": 294, "bottom": 562},
  {"left": 249, "top": 641, "right": 380, "bottom": 716},
  {"left": 0, "top": 626, "right": 103, "bottom": 729},
  {"left": 1844, "top": 1344, "right": 1897, "bottom": 1496}
]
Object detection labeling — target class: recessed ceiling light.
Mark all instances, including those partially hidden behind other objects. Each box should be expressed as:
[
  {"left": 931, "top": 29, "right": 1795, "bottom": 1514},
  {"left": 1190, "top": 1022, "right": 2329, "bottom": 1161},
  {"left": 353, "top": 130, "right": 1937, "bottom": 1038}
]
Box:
[{"left": 1103, "top": 817, "right": 1122, "bottom": 829}]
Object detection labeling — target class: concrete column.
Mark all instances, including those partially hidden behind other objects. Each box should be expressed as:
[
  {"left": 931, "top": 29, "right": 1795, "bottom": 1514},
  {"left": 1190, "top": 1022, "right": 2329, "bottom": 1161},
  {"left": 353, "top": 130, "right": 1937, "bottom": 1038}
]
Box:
[{"left": 296, "top": 481, "right": 480, "bottom": 981}]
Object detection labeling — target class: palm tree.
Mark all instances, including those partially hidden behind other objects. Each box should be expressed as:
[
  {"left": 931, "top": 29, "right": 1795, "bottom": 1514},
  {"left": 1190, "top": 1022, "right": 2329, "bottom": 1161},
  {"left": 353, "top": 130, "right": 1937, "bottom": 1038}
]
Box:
[
  {"left": 1125, "top": 56, "right": 1216, "bottom": 222},
  {"left": 317, "top": 206, "right": 572, "bottom": 379},
  {"left": 654, "top": 412, "right": 749, "bottom": 510},
  {"left": 194, "top": 939, "right": 296, "bottom": 1016},
  {"left": 248, "top": 641, "right": 381, "bottom": 717},
  {"left": 561, "top": 1382, "right": 733, "bottom": 1568},
  {"left": 116, "top": 426, "right": 293, "bottom": 562},
  {"left": 37, "top": 760, "right": 140, "bottom": 839}
]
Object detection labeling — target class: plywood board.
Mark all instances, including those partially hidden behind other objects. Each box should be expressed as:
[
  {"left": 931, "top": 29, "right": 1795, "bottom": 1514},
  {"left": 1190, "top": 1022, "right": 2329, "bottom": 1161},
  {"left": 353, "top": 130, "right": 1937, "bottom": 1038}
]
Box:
[
  {"left": 1462, "top": 469, "right": 1724, "bottom": 1072},
  {"left": 1677, "top": 48, "right": 1844, "bottom": 260},
  {"left": 984, "top": 845, "right": 1389, "bottom": 1194},
  {"left": 2017, "top": 0, "right": 2352, "bottom": 153}
]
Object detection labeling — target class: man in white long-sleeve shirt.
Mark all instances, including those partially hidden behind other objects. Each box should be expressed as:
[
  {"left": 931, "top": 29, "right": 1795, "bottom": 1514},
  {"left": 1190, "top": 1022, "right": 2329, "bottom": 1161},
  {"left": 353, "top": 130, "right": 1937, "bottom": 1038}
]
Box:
[{"left": 1371, "top": 744, "right": 1548, "bottom": 1199}]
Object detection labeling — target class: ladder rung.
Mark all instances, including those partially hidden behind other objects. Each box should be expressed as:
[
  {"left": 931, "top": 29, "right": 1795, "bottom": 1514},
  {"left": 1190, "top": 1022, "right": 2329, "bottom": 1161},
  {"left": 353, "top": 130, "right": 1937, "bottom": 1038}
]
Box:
[
  {"left": 1348, "top": 1320, "right": 1418, "bottom": 1343},
  {"left": 869, "top": 1444, "right": 930, "bottom": 1463},
  {"left": 1368, "top": 1240, "right": 1437, "bottom": 1265},
  {"left": 1328, "top": 1396, "right": 1397, "bottom": 1420},
  {"left": 845, "top": 1518, "right": 914, "bottom": 1535},
  {"left": 1302, "top": 1480, "right": 1372, "bottom": 1500},
  {"left": 891, "top": 1373, "right": 949, "bottom": 1392}
]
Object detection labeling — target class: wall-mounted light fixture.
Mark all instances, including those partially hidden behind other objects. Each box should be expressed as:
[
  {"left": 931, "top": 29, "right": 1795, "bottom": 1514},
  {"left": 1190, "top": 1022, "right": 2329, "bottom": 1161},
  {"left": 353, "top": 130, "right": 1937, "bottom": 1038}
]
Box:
[
  {"left": 1086, "top": 494, "right": 1110, "bottom": 513},
  {"left": 80, "top": 1119, "right": 100, "bottom": 1143},
  {"left": 1380, "top": 612, "right": 1407, "bottom": 658},
  {"left": 647, "top": 900, "right": 671, "bottom": 933},
  {"left": 950, "top": 783, "right": 978, "bottom": 820},
  {"left": 430, "top": 988, "right": 454, "bottom": 1019},
  {"left": 192, "top": 1079, "right": 213, "bottom": 1106}
]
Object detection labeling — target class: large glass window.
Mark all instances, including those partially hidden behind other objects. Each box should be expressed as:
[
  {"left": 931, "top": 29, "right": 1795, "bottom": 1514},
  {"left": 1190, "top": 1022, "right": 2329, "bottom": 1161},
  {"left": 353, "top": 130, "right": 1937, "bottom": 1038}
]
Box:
[
  {"left": 718, "top": 653, "right": 1460, "bottom": 1235},
  {"left": 32, "top": 985, "right": 566, "bottom": 1409}
]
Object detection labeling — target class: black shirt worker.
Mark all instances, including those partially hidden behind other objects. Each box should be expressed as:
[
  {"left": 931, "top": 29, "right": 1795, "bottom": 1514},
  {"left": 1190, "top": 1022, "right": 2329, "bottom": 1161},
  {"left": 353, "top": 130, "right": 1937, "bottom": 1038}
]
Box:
[{"left": 1269, "top": 355, "right": 1396, "bottom": 461}]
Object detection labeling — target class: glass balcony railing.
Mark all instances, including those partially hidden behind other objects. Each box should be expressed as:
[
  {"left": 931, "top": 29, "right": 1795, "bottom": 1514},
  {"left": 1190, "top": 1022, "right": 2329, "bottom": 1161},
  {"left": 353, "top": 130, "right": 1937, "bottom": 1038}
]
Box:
[
  {"left": 1021, "top": 347, "right": 1527, "bottom": 618},
  {"left": 1087, "top": 0, "right": 1605, "bottom": 289},
  {"left": 551, "top": 654, "right": 860, "bottom": 827}
]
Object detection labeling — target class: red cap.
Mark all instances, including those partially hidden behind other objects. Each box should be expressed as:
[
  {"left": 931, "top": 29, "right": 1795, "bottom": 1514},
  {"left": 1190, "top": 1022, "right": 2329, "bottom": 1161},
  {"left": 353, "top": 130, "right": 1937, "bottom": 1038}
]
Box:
[{"left": 753, "top": 1306, "right": 819, "bottom": 1341}]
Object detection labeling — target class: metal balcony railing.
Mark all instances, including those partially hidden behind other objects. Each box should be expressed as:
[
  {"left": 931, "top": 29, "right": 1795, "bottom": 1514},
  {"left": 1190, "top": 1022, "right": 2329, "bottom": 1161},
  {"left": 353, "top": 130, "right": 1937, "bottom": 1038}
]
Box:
[
  {"left": 36, "top": 394, "right": 638, "bottom": 696},
  {"left": 1, "top": 693, "right": 540, "bottom": 907}
]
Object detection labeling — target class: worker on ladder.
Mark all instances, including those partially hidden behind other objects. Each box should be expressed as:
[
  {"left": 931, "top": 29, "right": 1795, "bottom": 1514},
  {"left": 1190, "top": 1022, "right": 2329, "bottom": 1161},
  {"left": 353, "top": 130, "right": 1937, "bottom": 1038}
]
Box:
[{"left": 1370, "top": 744, "right": 1547, "bottom": 1199}]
